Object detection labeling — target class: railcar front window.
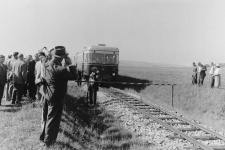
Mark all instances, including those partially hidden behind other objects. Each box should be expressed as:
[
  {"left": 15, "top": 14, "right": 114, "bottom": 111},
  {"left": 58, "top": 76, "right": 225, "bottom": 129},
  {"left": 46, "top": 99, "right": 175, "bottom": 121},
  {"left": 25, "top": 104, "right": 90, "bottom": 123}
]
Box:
[
  {"left": 92, "top": 53, "right": 104, "bottom": 63},
  {"left": 105, "top": 54, "right": 117, "bottom": 64},
  {"left": 84, "top": 53, "right": 91, "bottom": 63}
]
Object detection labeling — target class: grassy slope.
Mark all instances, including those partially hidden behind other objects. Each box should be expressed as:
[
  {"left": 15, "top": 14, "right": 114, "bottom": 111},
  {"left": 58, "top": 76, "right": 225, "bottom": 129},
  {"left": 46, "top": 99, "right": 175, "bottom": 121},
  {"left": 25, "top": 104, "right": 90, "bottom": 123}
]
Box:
[
  {"left": 0, "top": 82, "right": 150, "bottom": 150},
  {"left": 116, "top": 65, "right": 225, "bottom": 133}
]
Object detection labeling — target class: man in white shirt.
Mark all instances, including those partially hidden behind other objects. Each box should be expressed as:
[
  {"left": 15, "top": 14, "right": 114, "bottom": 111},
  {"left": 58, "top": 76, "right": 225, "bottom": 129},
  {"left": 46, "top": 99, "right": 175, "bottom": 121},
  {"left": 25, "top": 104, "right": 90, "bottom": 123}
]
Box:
[
  {"left": 35, "top": 52, "right": 45, "bottom": 101},
  {"left": 209, "top": 62, "right": 216, "bottom": 88},
  {"left": 214, "top": 63, "right": 221, "bottom": 88}
]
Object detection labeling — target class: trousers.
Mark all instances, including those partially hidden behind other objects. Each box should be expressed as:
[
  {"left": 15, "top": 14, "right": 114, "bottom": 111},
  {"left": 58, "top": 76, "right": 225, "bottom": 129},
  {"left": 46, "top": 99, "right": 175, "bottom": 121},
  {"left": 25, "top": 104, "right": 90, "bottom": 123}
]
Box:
[
  {"left": 210, "top": 75, "right": 214, "bottom": 88},
  {"left": 27, "top": 82, "right": 36, "bottom": 99},
  {"left": 12, "top": 83, "right": 24, "bottom": 103},
  {"left": 40, "top": 98, "right": 64, "bottom": 145},
  {"left": 88, "top": 86, "right": 97, "bottom": 105},
  {"left": 0, "top": 84, "right": 5, "bottom": 104}
]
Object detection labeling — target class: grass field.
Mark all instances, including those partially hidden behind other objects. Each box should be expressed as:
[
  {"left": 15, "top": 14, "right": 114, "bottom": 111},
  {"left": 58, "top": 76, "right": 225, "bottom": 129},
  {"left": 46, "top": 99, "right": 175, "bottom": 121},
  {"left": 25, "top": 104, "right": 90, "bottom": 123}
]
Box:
[
  {"left": 113, "top": 64, "right": 225, "bottom": 133},
  {"left": 1, "top": 63, "right": 225, "bottom": 149},
  {"left": 0, "top": 82, "right": 150, "bottom": 150}
]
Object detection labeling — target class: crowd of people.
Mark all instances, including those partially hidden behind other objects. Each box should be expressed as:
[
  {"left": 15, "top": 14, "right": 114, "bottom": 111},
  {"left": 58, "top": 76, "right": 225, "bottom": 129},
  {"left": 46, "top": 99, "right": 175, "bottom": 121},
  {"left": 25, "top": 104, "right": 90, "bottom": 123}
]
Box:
[
  {"left": 0, "top": 49, "right": 50, "bottom": 105},
  {"left": 0, "top": 46, "right": 78, "bottom": 147},
  {"left": 192, "top": 62, "right": 221, "bottom": 88}
]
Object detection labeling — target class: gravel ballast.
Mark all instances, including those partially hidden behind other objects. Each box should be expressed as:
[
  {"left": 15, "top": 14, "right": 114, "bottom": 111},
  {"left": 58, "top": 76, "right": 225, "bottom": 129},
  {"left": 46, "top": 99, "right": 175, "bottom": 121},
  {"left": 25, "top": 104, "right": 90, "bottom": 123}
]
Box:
[{"left": 97, "top": 91, "right": 194, "bottom": 150}]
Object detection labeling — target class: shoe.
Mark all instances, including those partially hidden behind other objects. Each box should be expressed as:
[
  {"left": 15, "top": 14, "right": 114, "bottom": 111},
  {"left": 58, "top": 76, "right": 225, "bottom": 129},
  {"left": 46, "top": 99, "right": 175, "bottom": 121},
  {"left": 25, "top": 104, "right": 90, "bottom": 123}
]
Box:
[
  {"left": 11, "top": 101, "right": 15, "bottom": 104},
  {"left": 44, "top": 141, "right": 55, "bottom": 148},
  {"left": 39, "top": 134, "right": 45, "bottom": 142},
  {"left": 15, "top": 101, "right": 22, "bottom": 105}
]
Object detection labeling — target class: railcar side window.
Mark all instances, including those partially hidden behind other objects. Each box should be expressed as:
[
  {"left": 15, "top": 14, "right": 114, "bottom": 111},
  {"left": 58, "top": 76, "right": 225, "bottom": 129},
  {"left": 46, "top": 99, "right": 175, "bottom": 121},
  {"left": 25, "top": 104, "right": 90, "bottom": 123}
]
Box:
[
  {"left": 105, "top": 54, "right": 117, "bottom": 64},
  {"left": 92, "top": 53, "right": 104, "bottom": 63}
]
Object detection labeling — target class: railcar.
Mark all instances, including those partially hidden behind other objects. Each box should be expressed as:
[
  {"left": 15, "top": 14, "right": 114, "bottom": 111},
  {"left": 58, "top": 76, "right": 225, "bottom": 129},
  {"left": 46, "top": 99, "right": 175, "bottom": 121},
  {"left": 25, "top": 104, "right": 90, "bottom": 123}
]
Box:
[{"left": 74, "top": 44, "right": 119, "bottom": 81}]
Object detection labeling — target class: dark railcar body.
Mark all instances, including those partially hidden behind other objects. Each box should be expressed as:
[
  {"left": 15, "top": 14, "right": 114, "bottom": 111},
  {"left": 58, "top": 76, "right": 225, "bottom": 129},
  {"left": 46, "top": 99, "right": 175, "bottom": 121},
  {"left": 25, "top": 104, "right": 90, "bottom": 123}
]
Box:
[{"left": 74, "top": 45, "right": 119, "bottom": 81}]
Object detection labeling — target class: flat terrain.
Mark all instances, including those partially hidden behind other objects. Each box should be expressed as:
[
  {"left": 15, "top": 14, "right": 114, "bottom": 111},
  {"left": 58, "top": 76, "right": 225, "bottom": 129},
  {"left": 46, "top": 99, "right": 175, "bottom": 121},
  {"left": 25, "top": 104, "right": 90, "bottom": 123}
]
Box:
[
  {"left": 113, "top": 64, "right": 225, "bottom": 133},
  {"left": 1, "top": 62, "right": 225, "bottom": 149}
]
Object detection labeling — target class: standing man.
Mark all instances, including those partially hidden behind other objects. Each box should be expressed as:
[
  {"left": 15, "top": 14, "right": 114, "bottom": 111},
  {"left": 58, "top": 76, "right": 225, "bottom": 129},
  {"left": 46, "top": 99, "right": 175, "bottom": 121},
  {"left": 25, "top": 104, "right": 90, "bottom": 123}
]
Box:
[
  {"left": 0, "top": 55, "right": 7, "bottom": 105},
  {"left": 27, "top": 55, "right": 36, "bottom": 100},
  {"left": 214, "top": 63, "right": 221, "bottom": 88},
  {"left": 39, "top": 46, "right": 77, "bottom": 146},
  {"left": 35, "top": 52, "right": 45, "bottom": 101},
  {"left": 209, "top": 62, "right": 216, "bottom": 88},
  {"left": 87, "top": 67, "right": 99, "bottom": 106},
  {"left": 4, "top": 54, "right": 12, "bottom": 101},
  {"left": 197, "top": 62, "right": 202, "bottom": 86},
  {"left": 11, "top": 53, "right": 27, "bottom": 105},
  {"left": 199, "top": 64, "right": 207, "bottom": 86},
  {"left": 192, "top": 62, "right": 198, "bottom": 85},
  {"left": 7, "top": 52, "right": 19, "bottom": 102}
]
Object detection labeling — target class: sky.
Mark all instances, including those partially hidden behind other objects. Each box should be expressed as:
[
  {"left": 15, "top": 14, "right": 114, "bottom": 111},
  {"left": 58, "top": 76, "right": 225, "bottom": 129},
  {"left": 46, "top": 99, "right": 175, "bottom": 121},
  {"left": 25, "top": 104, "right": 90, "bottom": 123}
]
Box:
[{"left": 1, "top": 0, "right": 225, "bottom": 66}]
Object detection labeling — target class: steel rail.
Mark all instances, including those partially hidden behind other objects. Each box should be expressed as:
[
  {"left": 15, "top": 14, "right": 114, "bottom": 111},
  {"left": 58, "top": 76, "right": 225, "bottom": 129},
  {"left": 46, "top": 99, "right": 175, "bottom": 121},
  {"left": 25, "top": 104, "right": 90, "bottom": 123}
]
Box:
[
  {"left": 122, "top": 100, "right": 213, "bottom": 150},
  {"left": 110, "top": 87, "right": 225, "bottom": 142},
  {"left": 101, "top": 87, "right": 223, "bottom": 150}
]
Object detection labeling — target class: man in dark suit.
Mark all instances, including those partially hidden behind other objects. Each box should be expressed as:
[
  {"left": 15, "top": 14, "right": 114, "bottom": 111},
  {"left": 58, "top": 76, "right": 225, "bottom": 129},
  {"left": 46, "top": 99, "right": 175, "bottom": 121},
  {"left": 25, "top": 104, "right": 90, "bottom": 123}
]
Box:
[
  {"left": 39, "top": 46, "right": 77, "bottom": 147},
  {"left": 87, "top": 67, "right": 99, "bottom": 106},
  {"left": 27, "top": 55, "right": 36, "bottom": 100},
  {"left": 0, "top": 55, "right": 7, "bottom": 105},
  {"left": 199, "top": 64, "right": 207, "bottom": 86},
  {"left": 11, "top": 53, "right": 27, "bottom": 104}
]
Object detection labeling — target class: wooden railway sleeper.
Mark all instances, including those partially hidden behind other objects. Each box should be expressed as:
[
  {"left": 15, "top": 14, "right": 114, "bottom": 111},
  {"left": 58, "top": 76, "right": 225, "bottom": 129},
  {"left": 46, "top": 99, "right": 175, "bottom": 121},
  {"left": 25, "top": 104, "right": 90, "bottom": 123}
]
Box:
[
  {"left": 184, "top": 146, "right": 225, "bottom": 150},
  {"left": 168, "top": 135, "right": 219, "bottom": 141},
  {"left": 165, "top": 121, "right": 189, "bottom": 125},
  {"left": 177, "top": 128, "right": 201, "bottom": 132}
]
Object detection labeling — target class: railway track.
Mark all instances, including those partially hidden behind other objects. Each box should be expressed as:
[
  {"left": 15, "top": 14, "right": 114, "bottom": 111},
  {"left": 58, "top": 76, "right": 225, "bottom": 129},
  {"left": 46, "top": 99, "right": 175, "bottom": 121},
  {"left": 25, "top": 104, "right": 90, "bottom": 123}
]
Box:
[{"left": 100, "top": 87, "right": 225, "bottom": 150}]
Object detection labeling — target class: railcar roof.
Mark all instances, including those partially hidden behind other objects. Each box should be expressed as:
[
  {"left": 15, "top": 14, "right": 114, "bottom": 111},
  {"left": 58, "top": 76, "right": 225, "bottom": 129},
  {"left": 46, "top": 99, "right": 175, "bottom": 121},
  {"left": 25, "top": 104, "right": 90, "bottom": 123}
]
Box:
[{"left": 83, "top": 46, "right": 119, "bottom": 52}]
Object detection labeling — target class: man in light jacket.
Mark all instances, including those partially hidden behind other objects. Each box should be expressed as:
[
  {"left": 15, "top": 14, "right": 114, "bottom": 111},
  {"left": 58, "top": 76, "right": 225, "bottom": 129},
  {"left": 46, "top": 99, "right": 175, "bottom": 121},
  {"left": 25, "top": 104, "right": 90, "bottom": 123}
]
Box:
[
  {"left": 209, "top": 62, "right": 216, "bottom": 88},
  {"left": 11, "top": 53, "right": 27, "bottom": 104}
]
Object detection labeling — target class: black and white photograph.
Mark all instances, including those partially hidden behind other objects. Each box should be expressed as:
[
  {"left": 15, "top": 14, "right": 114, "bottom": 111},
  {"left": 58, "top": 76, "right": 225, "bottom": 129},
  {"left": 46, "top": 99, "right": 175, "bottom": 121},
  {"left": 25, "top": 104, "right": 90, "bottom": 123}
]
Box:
[{"left": 1, "top": 0, "right": 225, "bottom": 149}]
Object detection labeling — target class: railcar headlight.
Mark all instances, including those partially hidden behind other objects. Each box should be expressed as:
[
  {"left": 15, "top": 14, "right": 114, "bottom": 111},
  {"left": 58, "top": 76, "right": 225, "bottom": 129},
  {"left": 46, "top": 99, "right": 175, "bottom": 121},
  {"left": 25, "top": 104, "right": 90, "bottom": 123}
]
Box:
[
  {"left": 97, "top": 70, "right": 99, "bottom": 73},
  {"left": 112, "top": 73, "right": 115, "bottom": 76}
]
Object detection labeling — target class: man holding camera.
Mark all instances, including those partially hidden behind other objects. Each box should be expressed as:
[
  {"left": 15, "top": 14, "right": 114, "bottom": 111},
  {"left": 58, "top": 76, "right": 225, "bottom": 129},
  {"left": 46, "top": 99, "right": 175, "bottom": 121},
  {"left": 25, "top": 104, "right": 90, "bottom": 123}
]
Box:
[{"left": 39, "top": 46, "right": 77, "bottom": 147}]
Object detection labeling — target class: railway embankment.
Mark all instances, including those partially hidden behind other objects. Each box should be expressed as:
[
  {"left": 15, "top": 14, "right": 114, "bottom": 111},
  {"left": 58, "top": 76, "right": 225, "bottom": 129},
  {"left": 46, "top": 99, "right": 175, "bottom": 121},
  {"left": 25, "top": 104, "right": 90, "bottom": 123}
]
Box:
[
  {"left": 0, "top": 82, "right": 151, "bottom": 150},
  {"left": 97, "top": 90, "right": 194, "bottom": 149},
  {"left": 126, "top": 84, "right": 225, "bottom": 135}
]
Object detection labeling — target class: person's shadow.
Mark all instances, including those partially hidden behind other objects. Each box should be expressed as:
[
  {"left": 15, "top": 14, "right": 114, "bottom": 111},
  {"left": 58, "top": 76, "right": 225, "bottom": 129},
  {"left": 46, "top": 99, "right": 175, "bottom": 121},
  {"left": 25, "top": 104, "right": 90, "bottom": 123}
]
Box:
[{"left": 54, "top": 92, "right": 135, "bottom": 150}]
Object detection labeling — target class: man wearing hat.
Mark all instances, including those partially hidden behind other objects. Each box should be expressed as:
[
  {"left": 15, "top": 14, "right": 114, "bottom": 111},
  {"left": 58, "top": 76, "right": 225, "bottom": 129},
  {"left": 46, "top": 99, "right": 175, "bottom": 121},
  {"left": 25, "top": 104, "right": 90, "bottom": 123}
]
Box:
[
  {"left": 0, "top": 55, "right": 7, "bottom": 105},
  {"left": 39, "top": 46, "right": 77, "bottom": 147}
]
